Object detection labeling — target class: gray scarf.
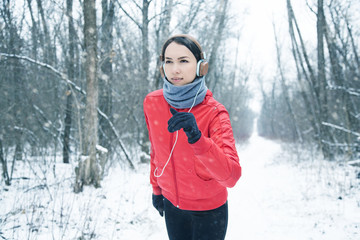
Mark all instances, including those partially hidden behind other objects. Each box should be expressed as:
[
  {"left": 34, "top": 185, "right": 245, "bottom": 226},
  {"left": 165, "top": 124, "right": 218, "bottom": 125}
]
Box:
[{"left": 163, "top": 77, "right": 208, "bottom": 109}]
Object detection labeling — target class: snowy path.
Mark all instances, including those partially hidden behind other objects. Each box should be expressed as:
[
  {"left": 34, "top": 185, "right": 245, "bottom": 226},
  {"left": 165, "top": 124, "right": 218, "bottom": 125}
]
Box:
[
  {"left": 227, "top": 134, "right": 359, "bottom": 240},
  {"left": 227, "top": 134, "right": 306, "bottom": 239}
]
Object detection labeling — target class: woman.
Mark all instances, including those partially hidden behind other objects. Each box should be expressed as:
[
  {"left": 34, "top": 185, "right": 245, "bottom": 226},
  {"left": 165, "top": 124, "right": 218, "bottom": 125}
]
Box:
[{"left": 143, "top": 34, "right": 241, "bottom": 240}]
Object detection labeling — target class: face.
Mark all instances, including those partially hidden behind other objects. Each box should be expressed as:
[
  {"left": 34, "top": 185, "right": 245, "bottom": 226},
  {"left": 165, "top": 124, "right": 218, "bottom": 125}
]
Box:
[{"left": 163, "top": 42, "right": 198, "bottom": 86}]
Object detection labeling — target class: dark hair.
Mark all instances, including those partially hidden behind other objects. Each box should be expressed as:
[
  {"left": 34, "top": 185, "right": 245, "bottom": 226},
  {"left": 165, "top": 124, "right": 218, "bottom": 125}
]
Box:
[{"left": 161, "top": 36, "right": 202, "bottom": 62}]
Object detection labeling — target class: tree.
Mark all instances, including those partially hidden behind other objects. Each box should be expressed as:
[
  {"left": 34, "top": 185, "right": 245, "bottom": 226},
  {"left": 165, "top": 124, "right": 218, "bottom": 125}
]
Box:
[
  {"left": 206, "top": 0, "right": 229, "bottom": 92},
  {"left": 99, "top": 0, "right": 115, "bottom": 151},
  {"left": 63, "top": 0, "right": 76, "bottom": 164},
  {"left": 273, "top": 20, "right": 302, "bottom": 142},
  {"left": 153, "top": 0, "right": 175, "bottom": 89},
  {"left": 74, "top": 0, "right": 102, "bottom": 192}
]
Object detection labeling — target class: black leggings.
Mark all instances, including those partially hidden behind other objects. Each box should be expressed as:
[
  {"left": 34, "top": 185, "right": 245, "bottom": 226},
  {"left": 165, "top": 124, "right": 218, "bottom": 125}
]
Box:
[{"left": 164, "top": 198, "right": 228, "bottom": 240}]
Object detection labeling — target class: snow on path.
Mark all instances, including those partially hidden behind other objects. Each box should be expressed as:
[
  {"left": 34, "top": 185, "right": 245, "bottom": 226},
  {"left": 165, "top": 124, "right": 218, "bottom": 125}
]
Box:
[
  {"left": 227, "top": 134, "right": 360, "bottom": 240},
  {"left": 227, "top": 134, "right": 307, "bottom": 239}
]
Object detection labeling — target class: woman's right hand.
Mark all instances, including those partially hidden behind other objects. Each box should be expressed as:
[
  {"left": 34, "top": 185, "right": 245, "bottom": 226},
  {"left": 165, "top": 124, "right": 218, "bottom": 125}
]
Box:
[{"left": 152, "top": 194, "right": 164, "bottom": 217}]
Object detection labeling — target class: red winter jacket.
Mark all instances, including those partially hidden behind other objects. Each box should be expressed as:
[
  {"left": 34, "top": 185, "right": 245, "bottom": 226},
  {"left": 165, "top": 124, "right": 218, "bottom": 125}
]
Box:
[{"left": 143, "top": 89, "right": 241, "bottom": 211}]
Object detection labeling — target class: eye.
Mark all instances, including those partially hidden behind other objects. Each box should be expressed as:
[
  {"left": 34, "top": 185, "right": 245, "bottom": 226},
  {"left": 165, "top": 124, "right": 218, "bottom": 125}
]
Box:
[
  {"left": 180, "top": 59, "right": 189, "bottom": 63},
  {"left": 165, "top": 60, "right": 173, "bottom": 64}
]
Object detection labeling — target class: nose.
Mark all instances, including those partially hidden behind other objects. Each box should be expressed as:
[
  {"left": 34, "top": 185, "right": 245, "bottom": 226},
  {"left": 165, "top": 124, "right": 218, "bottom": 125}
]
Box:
[{"left": 172, "top": 63, "right": 181, "bottom": 74}]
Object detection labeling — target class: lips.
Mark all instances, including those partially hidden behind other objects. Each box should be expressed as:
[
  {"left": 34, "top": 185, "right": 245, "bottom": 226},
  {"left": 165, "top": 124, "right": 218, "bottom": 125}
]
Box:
[{"left": 171, "top": 78, "right": 183, "bottom": 81}]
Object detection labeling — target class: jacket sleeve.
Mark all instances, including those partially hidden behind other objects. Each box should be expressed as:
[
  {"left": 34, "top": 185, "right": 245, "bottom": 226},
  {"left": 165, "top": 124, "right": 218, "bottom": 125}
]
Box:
[
  {"left": 144, "top": 106, "right": 162, "bottom": 195},
  {"left": 190, "top": 106, "right": 241, "bottom": 188}
]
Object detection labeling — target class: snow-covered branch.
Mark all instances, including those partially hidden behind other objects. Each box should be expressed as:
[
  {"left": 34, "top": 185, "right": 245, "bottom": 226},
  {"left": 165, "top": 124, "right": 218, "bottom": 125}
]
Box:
[
  {"left": 322, "top": 121, "right": 360, "bottom": 137},
  {"left": 321, "top": 140, "right": 358, "bottom": 147},
  {"left": 327, "top": 84, "right": 360, "bottom": 97},
  {"left": 0, "top": 53, "right": 85, "bottom": 95}
]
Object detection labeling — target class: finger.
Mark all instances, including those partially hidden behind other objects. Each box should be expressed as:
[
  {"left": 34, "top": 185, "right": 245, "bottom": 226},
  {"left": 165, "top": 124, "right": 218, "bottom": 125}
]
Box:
[
  {"left": 168, "top": 118, "right": 184, "bottom": 132},
  {"left": 170, "top": 108, "right": 178, "bottom": 115},
  {"left": 168, "top": 113, "right": 188, "bottom": 125},
  {"left": 168, "top": 122, "right": 181, "bottom": 132},
  {"left": 168, "top": 115, "right": 189, "bottom": 131}
]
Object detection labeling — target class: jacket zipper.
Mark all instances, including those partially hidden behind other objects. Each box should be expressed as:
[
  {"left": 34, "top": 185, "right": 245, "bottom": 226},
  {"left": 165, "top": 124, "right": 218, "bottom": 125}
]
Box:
[{"left": 170, "top": 131, "right": 180, "bottom": 208}]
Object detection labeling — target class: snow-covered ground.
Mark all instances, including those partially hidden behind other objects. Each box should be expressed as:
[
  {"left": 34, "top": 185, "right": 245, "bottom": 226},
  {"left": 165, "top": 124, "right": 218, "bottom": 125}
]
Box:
[
  {"left": 1, "top": 133, "right": 359, "bottom": 239},
  {"left": 227, "top": 134, "right": 360, "bottom": 240}
]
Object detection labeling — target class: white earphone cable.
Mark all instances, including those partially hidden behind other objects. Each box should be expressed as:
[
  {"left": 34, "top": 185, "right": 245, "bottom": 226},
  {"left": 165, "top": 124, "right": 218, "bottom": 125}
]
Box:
[{"left": 154, "top": 77, "right": 205, "bottom": 178}]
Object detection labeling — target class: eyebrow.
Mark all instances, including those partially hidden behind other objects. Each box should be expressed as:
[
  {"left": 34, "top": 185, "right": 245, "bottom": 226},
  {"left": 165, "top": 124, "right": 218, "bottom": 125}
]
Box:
[{"left": 165, "top": 56, "right": 190, "bottom": 60}]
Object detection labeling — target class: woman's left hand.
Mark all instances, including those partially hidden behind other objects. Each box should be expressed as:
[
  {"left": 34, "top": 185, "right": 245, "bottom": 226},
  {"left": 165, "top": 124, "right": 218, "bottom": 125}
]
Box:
[
  {"left": 168, "top": 108, "right": 201, "bottom": 144},
  {"left": 152, "top": 194, "right": 164, "bottom": 217}
]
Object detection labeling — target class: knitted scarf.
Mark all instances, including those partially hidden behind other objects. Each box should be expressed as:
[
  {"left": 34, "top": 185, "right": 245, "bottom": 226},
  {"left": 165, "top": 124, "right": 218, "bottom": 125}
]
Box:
[{"left": 163, "top": 77, "right": 207, "bottom": 109}]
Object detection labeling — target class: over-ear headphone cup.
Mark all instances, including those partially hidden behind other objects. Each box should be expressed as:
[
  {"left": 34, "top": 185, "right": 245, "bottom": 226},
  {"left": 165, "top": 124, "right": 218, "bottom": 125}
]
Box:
[
  {"left": 199, "top": 61, "right": 209, "bottom": 76},
  {"left": 197, "top": 60, "right": 208, "bottom": 77}
]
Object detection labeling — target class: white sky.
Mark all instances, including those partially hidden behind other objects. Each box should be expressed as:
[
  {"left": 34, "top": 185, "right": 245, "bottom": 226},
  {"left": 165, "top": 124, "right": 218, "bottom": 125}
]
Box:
[{"left": 234, "top": 0, "right": 287, "bottom": 72}]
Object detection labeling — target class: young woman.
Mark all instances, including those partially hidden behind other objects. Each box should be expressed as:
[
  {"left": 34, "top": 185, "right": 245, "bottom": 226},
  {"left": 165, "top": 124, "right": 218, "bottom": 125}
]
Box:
[{"left": 143, "top": 34, "right": 241, "bottom": 240}]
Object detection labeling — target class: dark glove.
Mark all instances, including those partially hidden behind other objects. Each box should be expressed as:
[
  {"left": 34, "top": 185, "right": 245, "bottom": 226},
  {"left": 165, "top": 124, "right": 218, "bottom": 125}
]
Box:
[
  {"left": 152, "top": 194, "right": 164, "bottom": 217},
  {"left": 168, "top": 108, "right": 201, "bottom": 144}
]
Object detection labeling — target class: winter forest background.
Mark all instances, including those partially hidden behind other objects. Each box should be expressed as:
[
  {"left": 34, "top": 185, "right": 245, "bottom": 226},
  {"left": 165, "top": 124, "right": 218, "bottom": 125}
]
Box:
[{"left": 0, "top": 0, "right": 360, "bottom": 239}]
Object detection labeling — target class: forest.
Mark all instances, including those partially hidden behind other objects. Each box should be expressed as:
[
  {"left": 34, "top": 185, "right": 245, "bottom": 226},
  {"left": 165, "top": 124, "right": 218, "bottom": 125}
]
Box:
[
  {"left": 0, "top": 0, "right": 254, "bottom": 191},
  {"left": 257, "top": 0, "right": 360, "bottom": 162}
]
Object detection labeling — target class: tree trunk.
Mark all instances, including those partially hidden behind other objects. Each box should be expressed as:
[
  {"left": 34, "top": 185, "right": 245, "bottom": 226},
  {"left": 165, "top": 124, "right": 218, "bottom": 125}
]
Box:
[
  {"left": 99, "top": 0, "right": 115, "bottom": 151},
  {"left": 273, "top": 21, "right": 302, "bottom": 142},
  {"left": 141, "top": 0, "right": 150, "bottom": 83},
  {"left": 36, "top": 0, "right": 54, "bottom": 64},
  {"left": 207, "top": 0, "right": 229, "bottom": 92},
  {"left": 0, "top": 139, "right": 10, "bottom": 186},
  {"left": 74, "top": 0, "right": 100, "bottom": 193},
  {"left": 139, "top": 0, "right": 151, "bottom": 163},
  {"left": 26, "top": 0, "right": 38, "bottom": 60},
  {"left": 317, "top": 0, "right": 332, "bottom": 159},
  {"left": 2, "top": 1, "right": 24, "bottom": 161},
  {"left": 63, "top": 0, "right": 75, "bottom": 164},
  {"left": 154, "top": 0, "right": 174, "bottom": 89}
]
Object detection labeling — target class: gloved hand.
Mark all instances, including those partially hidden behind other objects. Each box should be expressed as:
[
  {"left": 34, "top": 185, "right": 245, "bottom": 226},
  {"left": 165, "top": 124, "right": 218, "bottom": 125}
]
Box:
[
  {"left": 168, "top": 108, "right": 201, "bottom": 144},
  {"left": 152, "top": 194, "right": 164, "bottom": 217}
]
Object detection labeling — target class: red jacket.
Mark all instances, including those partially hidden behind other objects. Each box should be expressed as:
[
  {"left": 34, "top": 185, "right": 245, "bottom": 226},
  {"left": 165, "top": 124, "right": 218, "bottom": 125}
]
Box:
[{"left": 143, "top": 89, "right": 241, "bottom": 211}]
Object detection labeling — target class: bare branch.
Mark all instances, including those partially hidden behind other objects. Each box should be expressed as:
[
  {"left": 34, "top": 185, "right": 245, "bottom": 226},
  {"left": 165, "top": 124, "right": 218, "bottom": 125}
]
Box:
[
  {"left": 322, "top": 122, "right": 360, "bottom": 137},
  {"left": 0, "top": 53, "right": 85, "bottom": 94},
  {"left": 115, "top": 0, "right": 141, "bottom": 30},
  {"left": 98, "top": 109, "right": 135, "bottom": 170},
  {"left": 327, "top": 84, "right": 360, "bottom": 97}
]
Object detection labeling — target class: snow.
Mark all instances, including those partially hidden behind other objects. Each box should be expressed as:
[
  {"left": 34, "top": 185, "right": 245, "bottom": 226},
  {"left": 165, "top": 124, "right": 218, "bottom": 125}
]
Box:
[
  {"left": 228, "top": 134, "right": 360, "bottom": 240},
  {"left": 1, "top": 133, "right": 359, "bottom": 239}
]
